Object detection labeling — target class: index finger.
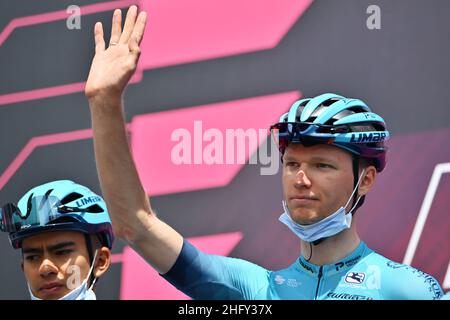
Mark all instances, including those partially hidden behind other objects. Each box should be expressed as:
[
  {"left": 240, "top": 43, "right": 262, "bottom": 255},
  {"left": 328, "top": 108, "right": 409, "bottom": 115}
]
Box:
[{"left": 94, "top": 22, "right": 105, "bottom": 53}]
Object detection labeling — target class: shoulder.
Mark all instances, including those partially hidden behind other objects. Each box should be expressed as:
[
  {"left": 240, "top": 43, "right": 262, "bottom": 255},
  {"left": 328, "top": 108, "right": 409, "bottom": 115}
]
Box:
[
  {"left": 364, "top": 251, "right": 443, "bottom": 300},
  {"left": 163, "top": 239, "right": 270, "bottom": 299},
  {"left": 211, "top": 254, "right": 270, "bottom": 277},
  {"left": 441, "top": 292, "right": 450, "bottom": 300},
  {"left": 173, "top": 239, "right": 270, "bottom": 277}
]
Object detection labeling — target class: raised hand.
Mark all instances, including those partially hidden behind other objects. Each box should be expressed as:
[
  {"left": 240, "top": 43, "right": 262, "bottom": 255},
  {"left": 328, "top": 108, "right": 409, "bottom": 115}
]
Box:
[
  {"left": 85, "top": 6, "right": 147, "bottom": 100},
  {"left": 87, "top": 5, "right": 183, "bottom": 273}
]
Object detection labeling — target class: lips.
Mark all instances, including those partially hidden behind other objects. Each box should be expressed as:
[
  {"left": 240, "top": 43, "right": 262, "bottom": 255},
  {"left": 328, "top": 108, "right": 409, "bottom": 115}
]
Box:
[
  {"left": 39, "top": 281, "right": 64, "bottom": 294},
  {"left": 289, "top": 195, "right": 318, "bottom": 201},
  {"left": 289, "top": 196, "right": 318, "bottom": 206}
]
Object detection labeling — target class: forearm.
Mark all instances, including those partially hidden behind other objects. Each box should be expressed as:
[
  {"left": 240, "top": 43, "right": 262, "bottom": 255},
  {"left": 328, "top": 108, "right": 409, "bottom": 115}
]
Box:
[
  {"left": 89, "top": 94, "right": 141, "bottom": 211},
  {"left": 88, "top": 94, "right": 183, "bottom": 273}
]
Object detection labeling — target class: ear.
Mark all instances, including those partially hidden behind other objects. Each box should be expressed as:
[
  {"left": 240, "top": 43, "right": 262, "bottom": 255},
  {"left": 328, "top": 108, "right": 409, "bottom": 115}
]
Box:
[
  {"left": 358, "top": 165, "right": 377, "bottom": 196},
  {"left": 93, "top": 247, "right": 111, "bottom": 278},
  {"left": 21, "top": 260, "right": 24, "bottom": 272}
]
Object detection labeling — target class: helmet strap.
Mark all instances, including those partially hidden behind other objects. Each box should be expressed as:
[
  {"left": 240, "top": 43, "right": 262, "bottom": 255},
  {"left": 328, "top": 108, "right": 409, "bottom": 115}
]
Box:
[
  {"left": 84, "top": 233, "right": 96, "bottom": 287},
  {"left": 351, "top": 155, "right": 366, "bottom": 214}
]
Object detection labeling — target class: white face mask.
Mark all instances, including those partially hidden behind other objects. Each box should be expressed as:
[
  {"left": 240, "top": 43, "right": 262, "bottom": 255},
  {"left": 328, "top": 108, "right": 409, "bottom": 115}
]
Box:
[
  {"left": 279, "top": 169, "right": 365, "bottom": 243},
  {"left": 29, "top": 250, "right": 98, "bottom": 300}
]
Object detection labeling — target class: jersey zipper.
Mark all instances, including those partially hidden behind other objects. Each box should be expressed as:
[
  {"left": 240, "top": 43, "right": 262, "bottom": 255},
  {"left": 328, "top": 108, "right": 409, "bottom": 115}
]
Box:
[{"left": 314, "top": 266, "right": 323, "bottom": 300}]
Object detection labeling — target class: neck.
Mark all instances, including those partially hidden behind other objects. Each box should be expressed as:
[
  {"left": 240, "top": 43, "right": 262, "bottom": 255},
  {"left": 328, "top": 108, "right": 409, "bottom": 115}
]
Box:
[{"left": 300, "top": 226, "right": 360, "bottom": 265}]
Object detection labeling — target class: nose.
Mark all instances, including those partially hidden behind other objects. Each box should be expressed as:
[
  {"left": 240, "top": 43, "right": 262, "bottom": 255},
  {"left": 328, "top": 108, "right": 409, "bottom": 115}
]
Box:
[
  {"left": 39, "top": 258, "right": 58, "bottom": 277},
  {"left": 295, "top": 168, "right": 312, "bottom": 188}
]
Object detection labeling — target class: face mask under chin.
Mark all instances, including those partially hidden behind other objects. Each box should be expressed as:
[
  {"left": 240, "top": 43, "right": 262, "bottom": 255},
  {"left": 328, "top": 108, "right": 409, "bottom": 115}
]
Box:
[{"left": 279, "top": 169, "right": 365, "bottom": 243}]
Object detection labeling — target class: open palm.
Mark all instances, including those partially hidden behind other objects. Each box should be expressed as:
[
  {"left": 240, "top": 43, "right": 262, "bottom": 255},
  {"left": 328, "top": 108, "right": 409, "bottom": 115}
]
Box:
[{"left": 85, "top": 6, "right": 147, "bottom": 99}]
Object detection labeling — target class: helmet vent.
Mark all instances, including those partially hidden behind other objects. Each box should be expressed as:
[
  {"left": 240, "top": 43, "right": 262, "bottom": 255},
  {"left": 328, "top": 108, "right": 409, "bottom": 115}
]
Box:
[
  {"left": 51, "top": 216, "right": 79, "bottom": 223},
  {"left": 323, "top": 98, "right": 339, "bottom": 106},
  {"left": 85, "top": 204, "right": 104, "bottom": 213},
  {"left": 60, "top": 192, "right": 83, "bottom": 205}
]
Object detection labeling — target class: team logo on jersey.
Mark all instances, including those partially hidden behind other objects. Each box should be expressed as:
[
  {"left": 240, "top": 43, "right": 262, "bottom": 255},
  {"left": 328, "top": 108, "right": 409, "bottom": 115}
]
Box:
[
  {"left": 287, "top": 278, "right": 300, "bottom": 288},
  {"left": 345, "top": 272, "right": 365, "bottom": 284},
  {"left": 386, "top": 260, "right": 406, "bottom": 269},
  {"left": 327, "top": 292, "right": 373, "bottom": 300},
  {"left": 274, "top": 275, "right": 285, "bottom": 285}
]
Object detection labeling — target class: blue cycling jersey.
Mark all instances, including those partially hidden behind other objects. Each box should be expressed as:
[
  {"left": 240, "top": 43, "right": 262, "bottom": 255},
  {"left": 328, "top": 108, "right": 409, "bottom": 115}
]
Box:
[{"left": 163, "top": 240, "right": 444, "bottom": 300}]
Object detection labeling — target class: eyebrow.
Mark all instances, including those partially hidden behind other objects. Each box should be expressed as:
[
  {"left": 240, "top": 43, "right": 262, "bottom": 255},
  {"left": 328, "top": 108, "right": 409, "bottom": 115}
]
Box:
[
  {"left": 310, "top": 156, "right": 337, "bottom": 164},
  {"left": 282, "top": 154, "right": 298, "bottom": 162},
  {"left": 283, "top": 154, "right": 337, "bottom": 164},
  {"left": 22, "top": 241, "right": 76, "bottom": 255}
]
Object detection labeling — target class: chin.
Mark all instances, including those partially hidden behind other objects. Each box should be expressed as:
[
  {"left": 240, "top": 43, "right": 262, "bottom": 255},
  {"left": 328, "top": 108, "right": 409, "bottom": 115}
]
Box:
[
  {"left": 36, "top": 288, "right": 68, "bottom": 300},
  {"left": 290, "top": 209, "right": 320, "bottom": 225}
]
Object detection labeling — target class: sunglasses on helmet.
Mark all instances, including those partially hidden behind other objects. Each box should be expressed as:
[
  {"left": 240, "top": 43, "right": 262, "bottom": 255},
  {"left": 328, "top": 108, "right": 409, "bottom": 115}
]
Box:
[
  {"left": 270, "top": 122, "right": 350, "bottom": 153},
  {"left": 0, "top": 195, "right": 98, "bottom": 233}
]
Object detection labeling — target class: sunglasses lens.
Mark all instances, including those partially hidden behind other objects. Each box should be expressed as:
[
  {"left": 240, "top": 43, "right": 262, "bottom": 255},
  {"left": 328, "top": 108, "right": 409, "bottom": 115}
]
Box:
[
  {"left": 271, "top": 123, "right": 290, "bottom": 152},
  {"left": 0, "top": 196, "right": 64, "bottom": 234},
  {"left": 271, "top": 122, "right": 336, "bottom": 151},
  {"left": 0, "top": 203, "right": 21, "bottom": 232}
]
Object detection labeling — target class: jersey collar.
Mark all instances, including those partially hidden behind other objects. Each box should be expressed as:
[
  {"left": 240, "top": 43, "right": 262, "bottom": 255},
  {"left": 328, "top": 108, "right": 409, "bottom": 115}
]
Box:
[{"left": 297, "top": 241, "right": 372, "bottom": 276}]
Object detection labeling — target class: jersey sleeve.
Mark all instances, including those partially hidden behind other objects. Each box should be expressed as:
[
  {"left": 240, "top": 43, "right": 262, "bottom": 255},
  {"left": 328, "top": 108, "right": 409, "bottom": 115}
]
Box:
[
  {"left": 161, "top": 239, "right": 270, "bottom": 300},
  {"left": 381, "top": 262, "right": 444, "bottom": 300},
  {"left": 441, "top": 292, "right": 450, "bottom": 300}
]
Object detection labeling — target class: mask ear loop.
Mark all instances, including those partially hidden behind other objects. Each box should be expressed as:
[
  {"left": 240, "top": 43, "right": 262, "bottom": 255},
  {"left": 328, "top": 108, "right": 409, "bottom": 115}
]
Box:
[
  {"left": 88, "top": 276, "right": 98, "bottom": 291},
  {"left": 86, "top": 249, "right": 99, "bottom": 291},
  {"left": 306, "top": 242, "right": 313, "bottom": 261},
  {"left": 343, "top": 169, "right": 366, "bottom": 215}
]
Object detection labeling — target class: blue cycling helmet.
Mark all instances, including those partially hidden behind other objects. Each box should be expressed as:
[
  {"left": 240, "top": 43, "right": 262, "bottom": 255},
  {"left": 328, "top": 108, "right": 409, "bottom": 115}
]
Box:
[
  {"left": 2, "top": 180, "right": 114, "bottom": 250},
  {"left": 270, "top": 93, "right": 390, "bottom": 172}
]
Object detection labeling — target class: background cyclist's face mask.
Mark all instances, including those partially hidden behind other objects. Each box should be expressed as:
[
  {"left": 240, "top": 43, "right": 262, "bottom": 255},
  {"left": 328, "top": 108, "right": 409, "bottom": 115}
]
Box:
[{"left": 279, "top": 169, "right": 365, "bottom": 243}]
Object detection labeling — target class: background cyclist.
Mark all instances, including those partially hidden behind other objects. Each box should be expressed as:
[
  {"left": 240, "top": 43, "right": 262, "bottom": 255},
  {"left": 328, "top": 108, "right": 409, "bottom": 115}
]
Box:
[{"left": 0, "top": 180, "right": 114, "bottom": 300}]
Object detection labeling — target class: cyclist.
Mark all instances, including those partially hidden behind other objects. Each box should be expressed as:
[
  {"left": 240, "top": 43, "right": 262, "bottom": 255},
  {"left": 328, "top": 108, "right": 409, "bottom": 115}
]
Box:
[
  {"left": 0, "top": 180, "right": 114, "bottom": 300},
  {"left": 84, "top": 6, "right": 444, "bottom": 299}
]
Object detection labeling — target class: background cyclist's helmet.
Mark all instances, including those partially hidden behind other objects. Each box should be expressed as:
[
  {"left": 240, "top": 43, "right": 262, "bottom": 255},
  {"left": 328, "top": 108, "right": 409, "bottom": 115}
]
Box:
[
  {"left": 271, "top": 93, "right": 390, "bottom": 172},
  {"left": 5, "top": 180, "right": 114, "bottom": 250}
]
